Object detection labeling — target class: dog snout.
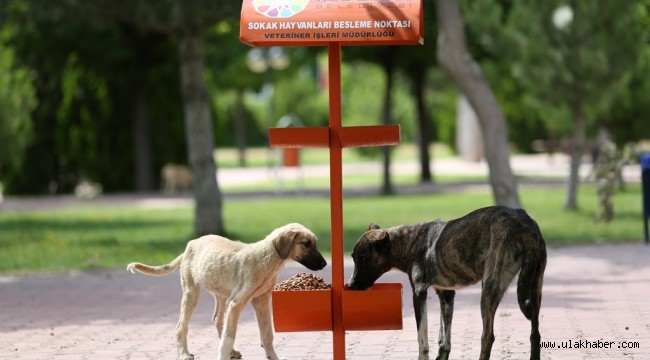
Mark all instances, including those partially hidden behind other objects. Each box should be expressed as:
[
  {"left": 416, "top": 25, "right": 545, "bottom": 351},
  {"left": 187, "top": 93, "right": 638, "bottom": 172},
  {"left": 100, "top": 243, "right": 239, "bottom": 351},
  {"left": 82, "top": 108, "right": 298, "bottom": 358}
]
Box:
[
  {"left": 347, "top": 264, "right": 378, "bottom": 291},
  {"left": 311, "top": 248, "right": 327, "bottom": 270},
  {"left": 299, "top": 251, "right": 327, "bottom": 271},
  {"left": 303, "top": 259, "right": 326, "bottom": 271},
  {"left": 348, "top": 278, "right": 360, "bottom": 290},
  {"left": 318, "top": 256, "right": 327, "bottom": 270},
  {"left": 311, "top": 253, "right": 327, "bottom": 271},
  {"left": 347, "top": 277, "right": 370, "bottom": 291},
  {"left": 348, "top": 271, "right": 365, "bottom": 290}
]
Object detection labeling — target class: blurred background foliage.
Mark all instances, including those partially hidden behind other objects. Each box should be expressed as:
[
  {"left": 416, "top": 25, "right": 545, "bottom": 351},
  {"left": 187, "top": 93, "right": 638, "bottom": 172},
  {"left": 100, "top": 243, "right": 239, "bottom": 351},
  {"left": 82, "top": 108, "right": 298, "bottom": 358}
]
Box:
[{"left": 0, "top": 0, "right": 648, "bottom": 195}]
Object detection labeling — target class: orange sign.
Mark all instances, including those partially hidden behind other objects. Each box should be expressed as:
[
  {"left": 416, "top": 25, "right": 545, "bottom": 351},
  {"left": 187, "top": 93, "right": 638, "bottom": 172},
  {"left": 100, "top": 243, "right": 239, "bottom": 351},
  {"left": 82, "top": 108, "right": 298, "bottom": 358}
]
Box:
[{"left": 240, "top": 0, "right": 423, "bottom": 46}]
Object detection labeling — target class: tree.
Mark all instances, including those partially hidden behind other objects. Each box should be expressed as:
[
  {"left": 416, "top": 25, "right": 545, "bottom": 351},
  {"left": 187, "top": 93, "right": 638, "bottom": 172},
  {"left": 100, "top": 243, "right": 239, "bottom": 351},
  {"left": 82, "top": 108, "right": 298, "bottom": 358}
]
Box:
[
  {"left": 402, "top": 0, "right": 438, "bottom": 184},
  {"left": 380, "top": 50, "right": 397, "bottom": 195},
  {"left": 344, "top": 0, "right": 438, "bottom": 186},
  {"left": 0, "top": 27, "right": 36, "bottom": 184},
  {"left": 3, "top": 0, "right": 238, "bottom": 235},
  {"left": 407, "top": 61, "right": 434, "bottom": 183},
  {"left": 601, "top": 46, "right": 650, "bottom": 143},
  {"left": 205, "top": 19, "right": 277, "bottom": 167},
  {"left": 341, "top": 46, "right": 398, "bottom": 195},
  {"left": 174, "top": 0, "right": 233, "bottom": 235},
  {"left": 434, "top": 0, "right": 521, "bottom": 208},
  {"left": 1, "top": 1, "right": 188, "bottom": 195},
  {"left": 504, "top": 0, "right": 645, "bottom": 210},
  {"left": 68, "top": 0, "right": 238, "bottom": 235}
]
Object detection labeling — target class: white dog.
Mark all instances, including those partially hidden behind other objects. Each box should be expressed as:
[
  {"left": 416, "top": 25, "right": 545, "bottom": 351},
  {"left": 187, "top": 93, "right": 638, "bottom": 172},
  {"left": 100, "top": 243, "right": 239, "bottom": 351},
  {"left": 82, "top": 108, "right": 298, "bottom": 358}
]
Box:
[{"left": 127, "top": 223, "right": 327, "bottom": 360}]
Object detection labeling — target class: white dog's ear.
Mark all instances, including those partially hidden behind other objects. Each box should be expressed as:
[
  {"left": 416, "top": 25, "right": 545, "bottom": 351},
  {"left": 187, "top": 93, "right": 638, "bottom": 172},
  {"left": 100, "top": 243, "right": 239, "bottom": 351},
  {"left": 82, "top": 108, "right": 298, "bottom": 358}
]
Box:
[
  {"left": 368, "top": 223, "right": 381, "bottom": 230},
  {"left": 273, "top": 232, "right": 296, "bottom": 259}
]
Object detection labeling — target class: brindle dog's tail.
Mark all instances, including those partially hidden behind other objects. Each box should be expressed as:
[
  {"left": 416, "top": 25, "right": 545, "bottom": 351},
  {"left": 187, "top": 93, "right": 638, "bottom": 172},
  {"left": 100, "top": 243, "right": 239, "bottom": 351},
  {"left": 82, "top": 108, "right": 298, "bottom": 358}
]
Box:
[
  {"left": 516, "top": 234, "right": 547, "bottom": 320},
  {"left": 126, "top": 254, "right": 183, "bottom": 276}
]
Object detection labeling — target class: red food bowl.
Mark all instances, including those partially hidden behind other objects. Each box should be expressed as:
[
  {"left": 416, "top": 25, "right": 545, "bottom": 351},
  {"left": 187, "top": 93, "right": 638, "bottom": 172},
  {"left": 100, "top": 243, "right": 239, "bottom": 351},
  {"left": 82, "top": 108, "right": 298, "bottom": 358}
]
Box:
[
  {"left": 342, "top": 283, "right": 403, "bottom": 331},
  {"left": 271, "top": 282, "right": 403, "bottom": 332},
  {"left": 272, "top": 289, "right": 332, "bottom": 332}
]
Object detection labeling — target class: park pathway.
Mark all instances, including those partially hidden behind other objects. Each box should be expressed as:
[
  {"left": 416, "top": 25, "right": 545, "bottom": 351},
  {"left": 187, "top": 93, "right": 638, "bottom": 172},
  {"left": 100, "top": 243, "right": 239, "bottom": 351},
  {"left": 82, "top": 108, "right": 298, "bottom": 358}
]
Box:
[{"left": 1, "top": 243, "right": 649, "bottom": 359}]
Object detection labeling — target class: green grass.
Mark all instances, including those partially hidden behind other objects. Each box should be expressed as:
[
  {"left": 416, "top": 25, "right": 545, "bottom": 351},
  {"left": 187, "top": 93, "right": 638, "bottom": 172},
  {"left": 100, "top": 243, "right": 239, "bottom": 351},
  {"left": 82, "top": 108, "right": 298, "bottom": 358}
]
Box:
[
  {"left": 0, "top": 207, "right": 194, "bottom": 272},
  {"left": 222, "top": 173, "right": 490, "bottom": 193},
  {"left": 0, "top": 184, "right": 643, "bottom": 273}
]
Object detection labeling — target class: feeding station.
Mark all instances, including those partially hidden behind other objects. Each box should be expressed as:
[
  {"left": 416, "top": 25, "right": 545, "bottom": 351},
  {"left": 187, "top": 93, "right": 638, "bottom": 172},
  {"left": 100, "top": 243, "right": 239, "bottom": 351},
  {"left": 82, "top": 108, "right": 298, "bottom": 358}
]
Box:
[{"left": 240, "top": 1, "right": 423, "bottom": 358}]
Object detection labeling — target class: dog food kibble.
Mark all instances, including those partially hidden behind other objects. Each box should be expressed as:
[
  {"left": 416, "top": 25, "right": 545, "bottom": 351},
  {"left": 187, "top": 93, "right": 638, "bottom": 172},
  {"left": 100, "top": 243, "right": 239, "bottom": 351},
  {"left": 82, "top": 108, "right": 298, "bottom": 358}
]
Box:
[{"left": 274, "top": 273, "right": 332, "bottom": 291}]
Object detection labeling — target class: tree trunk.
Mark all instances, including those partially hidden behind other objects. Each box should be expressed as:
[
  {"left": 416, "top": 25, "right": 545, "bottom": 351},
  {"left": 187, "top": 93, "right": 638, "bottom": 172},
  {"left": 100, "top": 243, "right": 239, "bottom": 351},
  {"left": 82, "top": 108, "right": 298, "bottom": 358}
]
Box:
[
  {"left": 435, "top": 0, "right": 521, "bottom": 208},
  {"left": 381, "top": 59, "right": 395, "bottom": 195},
  {"left": 133, "top": 81, "right": 154, "bottom": 192},
  {"left": 412, "top": 68, "right": 433, "bottom": 183},
  {"left": 179, "top": 32, "right": 225, "bottom": 236},
  {"left": 564, "top": 106, "right": 585, "bottom": 210}
]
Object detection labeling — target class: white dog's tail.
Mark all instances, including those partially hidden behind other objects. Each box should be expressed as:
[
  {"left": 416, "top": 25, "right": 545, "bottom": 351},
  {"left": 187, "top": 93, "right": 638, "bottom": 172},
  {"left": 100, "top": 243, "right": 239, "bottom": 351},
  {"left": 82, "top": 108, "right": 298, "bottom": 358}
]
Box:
[{"left": 126, "top": 254, "right": 183, "bottom": 276}]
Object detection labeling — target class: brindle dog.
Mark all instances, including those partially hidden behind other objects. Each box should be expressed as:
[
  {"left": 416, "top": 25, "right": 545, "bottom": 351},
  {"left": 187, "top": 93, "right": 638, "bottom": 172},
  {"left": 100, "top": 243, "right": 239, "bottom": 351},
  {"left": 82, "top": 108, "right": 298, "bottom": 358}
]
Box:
[{"left": 348, "top": 206, "right": 546, "bottom": 360}]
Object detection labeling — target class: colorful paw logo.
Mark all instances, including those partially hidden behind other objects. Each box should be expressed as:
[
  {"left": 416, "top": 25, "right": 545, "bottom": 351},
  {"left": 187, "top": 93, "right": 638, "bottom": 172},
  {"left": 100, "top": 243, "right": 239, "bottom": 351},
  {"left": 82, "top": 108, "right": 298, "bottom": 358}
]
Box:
[{"left": 253, "top": 0, "right": 309, "bottom": 18}]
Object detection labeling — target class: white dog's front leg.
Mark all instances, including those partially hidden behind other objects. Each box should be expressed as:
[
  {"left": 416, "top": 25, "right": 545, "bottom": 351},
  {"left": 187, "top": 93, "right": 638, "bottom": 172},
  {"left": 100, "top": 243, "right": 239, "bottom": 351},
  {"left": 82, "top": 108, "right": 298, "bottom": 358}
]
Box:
[
  {"left": 213, "top": 295, "right": 242, "bottom": 359},
  {"left": 252, "top": 293, "right": 279, "bottom": 360},
  {"left": 218, "top": 299, "right": 244, "bottom": 360}
]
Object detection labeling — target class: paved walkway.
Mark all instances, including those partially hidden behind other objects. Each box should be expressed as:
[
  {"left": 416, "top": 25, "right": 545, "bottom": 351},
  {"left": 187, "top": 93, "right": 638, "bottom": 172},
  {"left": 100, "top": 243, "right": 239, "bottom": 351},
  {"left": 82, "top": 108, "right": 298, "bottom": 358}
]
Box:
[
  {"left": 1, "top": 243, "right": 649, "bottom": 359},
  {"left": 0, "top": 153, "right": 641, "bottom": 211},
  {"left": 215, "top": 153, "right": 639, "bottom": 188}
]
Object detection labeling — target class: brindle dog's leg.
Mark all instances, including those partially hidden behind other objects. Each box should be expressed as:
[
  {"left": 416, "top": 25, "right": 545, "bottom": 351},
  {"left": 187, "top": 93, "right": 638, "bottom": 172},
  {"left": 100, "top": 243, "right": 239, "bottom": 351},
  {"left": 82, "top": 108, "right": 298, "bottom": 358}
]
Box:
[
  {"left": 436, "top": 290, "right": 455, "bottom": 360},
  {"left": 412, "top": 281, "right": 430, "bottom": 360},
  {"left": 479, "top": 278, "right": 510, "bottom": 360}
]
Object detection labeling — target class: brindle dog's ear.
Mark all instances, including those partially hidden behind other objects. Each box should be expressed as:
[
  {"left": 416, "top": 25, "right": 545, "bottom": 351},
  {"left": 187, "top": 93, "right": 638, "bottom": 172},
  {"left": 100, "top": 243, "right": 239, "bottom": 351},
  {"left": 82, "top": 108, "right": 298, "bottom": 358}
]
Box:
[
  {"left": 273, "top": 232, "right": 296, "bottom": 259},
  {"left": 368, "top": 223, "right": 381, "bottom": 230},
  {"left": 374, "top": 230, "right": 390, "bottom": 252}
]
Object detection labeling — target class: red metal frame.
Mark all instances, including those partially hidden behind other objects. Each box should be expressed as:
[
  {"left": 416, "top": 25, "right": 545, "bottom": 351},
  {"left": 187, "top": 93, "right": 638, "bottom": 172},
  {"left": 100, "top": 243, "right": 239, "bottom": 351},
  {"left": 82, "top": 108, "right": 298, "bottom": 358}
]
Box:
[{"left": 269, "top": 42, "right": 401, "bottom": 359}]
